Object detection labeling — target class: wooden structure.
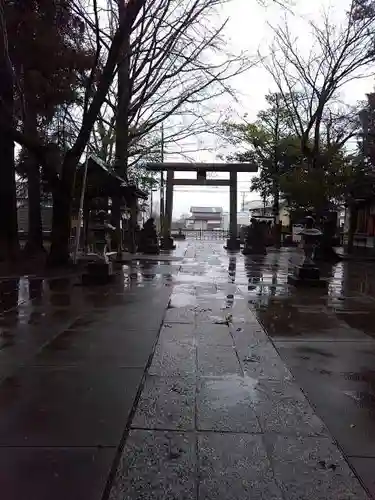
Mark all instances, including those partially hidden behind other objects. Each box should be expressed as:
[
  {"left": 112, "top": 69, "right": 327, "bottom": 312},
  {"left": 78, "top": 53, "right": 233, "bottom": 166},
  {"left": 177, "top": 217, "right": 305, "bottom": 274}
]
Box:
[{"left": 74, "top": 156, "right": 147, "bottom": 253}]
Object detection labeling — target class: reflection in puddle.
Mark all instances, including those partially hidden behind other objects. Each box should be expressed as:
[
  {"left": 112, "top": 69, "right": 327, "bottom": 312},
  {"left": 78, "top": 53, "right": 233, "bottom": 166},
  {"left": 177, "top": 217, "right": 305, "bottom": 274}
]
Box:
[
  {"left": 202, "top": 375, "right": 258, "bottom": 409},
  {"left": 169, "top": 292, "right": 197, "bottom": 308}
]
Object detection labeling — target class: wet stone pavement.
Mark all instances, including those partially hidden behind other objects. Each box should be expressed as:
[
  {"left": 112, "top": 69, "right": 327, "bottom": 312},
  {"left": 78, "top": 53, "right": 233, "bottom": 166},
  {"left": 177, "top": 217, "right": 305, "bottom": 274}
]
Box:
[
  {"left": 0, "top": 240, "right": 374, "bottom": 499},
  {"left": 0, "top": 246, "right": 185, "bottom": 500},
  {"left": 108, "top": 242, "right": 370, "bottom": 500}
]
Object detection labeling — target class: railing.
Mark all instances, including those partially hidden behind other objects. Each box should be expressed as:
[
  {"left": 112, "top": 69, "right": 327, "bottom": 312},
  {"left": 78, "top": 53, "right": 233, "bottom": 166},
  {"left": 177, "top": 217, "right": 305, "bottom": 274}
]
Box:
[{"left": 177, "top": 229, "right": 229, "bottom": 240}]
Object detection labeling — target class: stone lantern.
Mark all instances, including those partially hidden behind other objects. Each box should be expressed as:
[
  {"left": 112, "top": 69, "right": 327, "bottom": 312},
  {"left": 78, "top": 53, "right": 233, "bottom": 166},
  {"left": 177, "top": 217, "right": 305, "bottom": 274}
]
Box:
[{"left": 288, "top": 216, "right": 327, "bottom": 287}]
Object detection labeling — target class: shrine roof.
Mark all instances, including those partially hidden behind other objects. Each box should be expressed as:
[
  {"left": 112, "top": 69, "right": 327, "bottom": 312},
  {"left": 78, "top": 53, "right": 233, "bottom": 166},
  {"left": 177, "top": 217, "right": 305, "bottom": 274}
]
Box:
[{"left": 75, "top": 156, "right": 147, "bottom": 199}]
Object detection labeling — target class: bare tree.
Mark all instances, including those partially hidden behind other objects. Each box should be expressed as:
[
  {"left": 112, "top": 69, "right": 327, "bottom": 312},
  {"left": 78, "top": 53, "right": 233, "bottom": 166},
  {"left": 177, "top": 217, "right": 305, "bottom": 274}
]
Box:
[
  {"left": 89, "top": 0, "right": 252, "bottom": 170},
  {"left": 0, "top": 0, "right": 19, "bottom": 262},
  {"left": 263, "top": 0, "right": 375, "bottom": 173}
]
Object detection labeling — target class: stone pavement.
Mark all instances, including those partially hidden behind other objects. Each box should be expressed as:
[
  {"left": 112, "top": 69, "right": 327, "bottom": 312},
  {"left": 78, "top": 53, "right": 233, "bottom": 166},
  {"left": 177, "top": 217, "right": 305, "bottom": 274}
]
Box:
[
  {"left": 247, "top": 252, "right": 375, "bottom": 498},
  {"left": 107, "top": 242, "right": 369, "bottom": 500},
  {"left": 0, "top": 246, "right": 186, "bottom": 500},
  {"left": 0, "top": 240, "right": 373, "bottom": 499}
]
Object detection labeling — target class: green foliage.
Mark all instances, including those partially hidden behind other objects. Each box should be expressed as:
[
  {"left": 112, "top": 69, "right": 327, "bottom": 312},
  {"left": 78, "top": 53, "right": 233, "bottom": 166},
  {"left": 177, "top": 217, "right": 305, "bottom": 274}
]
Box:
[
  {"left": 6, "top": 0, "right": 94, "bottom": 120},
  {"left": 280, "top": 153, "right": 351, "bottom": 210},
  {"left": 222, "top": 92, "right": 303, "bottom": 203},
  {"left": 222, "top": 92, "right": 364, "bottom": 210}
]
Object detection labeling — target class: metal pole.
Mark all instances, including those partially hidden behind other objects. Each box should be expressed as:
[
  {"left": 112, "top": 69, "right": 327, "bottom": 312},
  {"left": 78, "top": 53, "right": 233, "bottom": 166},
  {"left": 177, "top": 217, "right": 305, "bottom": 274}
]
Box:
[
  {"left": 73, "top": 154, "right": 89, "bottom": 264},
  {"left": 159, "top": 124, "right": 165, "bottom": 233}
]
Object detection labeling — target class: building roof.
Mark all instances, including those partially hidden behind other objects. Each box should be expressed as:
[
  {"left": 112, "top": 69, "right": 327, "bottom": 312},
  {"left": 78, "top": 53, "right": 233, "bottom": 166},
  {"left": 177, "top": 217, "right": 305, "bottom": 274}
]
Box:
[
  {"left": 75, "top": 155, "right": 148, "bottom": 200},
  {"left": 190, "top": 206, "right": 223, "bottom": 214},
  {"left": 244, "top": 199, "right": 288, "bottom": 211}
]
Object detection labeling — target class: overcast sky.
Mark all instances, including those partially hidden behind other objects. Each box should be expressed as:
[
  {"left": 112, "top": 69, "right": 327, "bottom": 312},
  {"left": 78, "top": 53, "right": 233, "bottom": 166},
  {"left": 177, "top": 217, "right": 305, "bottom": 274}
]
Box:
[{"left": 154, "top": 0, "right": 375, "bottom": 218}]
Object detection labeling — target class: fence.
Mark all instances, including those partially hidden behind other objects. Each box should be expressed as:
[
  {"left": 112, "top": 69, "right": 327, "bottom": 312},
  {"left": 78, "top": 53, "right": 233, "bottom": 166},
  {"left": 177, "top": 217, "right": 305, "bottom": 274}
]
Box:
[{"left": 177, "top": 229, "right": 229, "bottom": 240}]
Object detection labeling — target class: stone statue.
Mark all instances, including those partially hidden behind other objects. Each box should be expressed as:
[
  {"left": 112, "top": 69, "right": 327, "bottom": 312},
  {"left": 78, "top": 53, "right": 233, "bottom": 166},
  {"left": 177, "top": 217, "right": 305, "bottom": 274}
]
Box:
[
  {"left": 89, "top": 209, "right": 110, "bottom": 260},
  {"left": 300, "top": 216, "right": 322, "bottom": 266},
  {"left": 242, "top": 218, "right": 267, "bottom": 255},
  {"left": 288, "top": 215, "right": 326, "bottom": 287},
  {"left": 138, "top": 217, "right": 160, "bottom": 254}
]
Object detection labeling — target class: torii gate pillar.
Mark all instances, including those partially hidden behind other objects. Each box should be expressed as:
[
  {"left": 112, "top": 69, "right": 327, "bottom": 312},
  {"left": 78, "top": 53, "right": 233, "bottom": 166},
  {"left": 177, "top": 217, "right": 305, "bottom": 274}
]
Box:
[
  {"left": 227, "top": 170, "right": 240, "bottom": 250},
  {"left": 162, "top": 169, "right": 175, "bottom": 249}
]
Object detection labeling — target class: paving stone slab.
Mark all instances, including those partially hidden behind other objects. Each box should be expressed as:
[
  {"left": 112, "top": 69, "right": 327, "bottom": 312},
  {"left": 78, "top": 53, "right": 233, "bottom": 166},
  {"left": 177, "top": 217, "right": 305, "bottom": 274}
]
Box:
[
  {"left": 159, "top": 323, "right": 196, "bottom": 345},
  {"left": 195, "top": 312, "right": 231, "bottom": 325},
  {"left": 0, "top": 447, "right": 114, "bottom": 500},
  {"left": 197, "top": 345, "right": 242, "bottom": 376},
  {"left": 276, "top": 363, "right": 375, "bottom": 458},
  {"left": 132, "top": 375, "right": 195, "bottom": 431},
  {"left": 235, "top": 339, "right": 283, "bottom": 361},
  {"left": 241, "top": 344, "right": 293, "bottom": 381},
  {"left": 34, "top": 326, "right": 158, "bottom": 368},
  {"left": 349, "top": 457, "right": 375, "bottom": 498},
  {"left": 255, "top": 398, "right": 328, "bottom": 436},
  {"left": 0, "top": 366, "right": 143, "bottom": 447},
  {"left": 197, "top": 376, "right": 261, "bottom": 433},
  {"left": 230, "top": 322, "right": 269, "bottom": 345},
  {"left": 196, "top": 323, "right": 233, "bottom": 346},
  {"left": 149, "top": 341, "right": 196, "bottom": 376},
  {"left": 250, "top": 379, "right": 328, "bottom": 436},
  {"left": 198, "top": 433, "right": 283, "bottom": 500},
  {"left": 252, "top": 378, "right": 311, "bottom": 400},
  {"left": 109, "top": 430, "right": 197, "bottom": 500},
  {"left": 266, "top": 435, "right": 369, "bottom": 500},
  {"left": 164, "top": 306, "right": 196, "bottom": 324}
]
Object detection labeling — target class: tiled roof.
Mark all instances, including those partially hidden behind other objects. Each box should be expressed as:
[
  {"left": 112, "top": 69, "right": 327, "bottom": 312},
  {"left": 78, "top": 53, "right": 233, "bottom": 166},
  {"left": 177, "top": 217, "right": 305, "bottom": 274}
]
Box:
[{"left": 190, "top": 206, "right": 223, "bottom": 213}]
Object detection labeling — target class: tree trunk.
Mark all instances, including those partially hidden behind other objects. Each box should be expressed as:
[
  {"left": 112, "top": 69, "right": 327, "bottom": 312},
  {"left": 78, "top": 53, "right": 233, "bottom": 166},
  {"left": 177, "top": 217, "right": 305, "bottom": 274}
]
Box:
[
  {"left": 110, "top": 196, "right": 122, "bottom": 252},
  {"left": 0, "top": 130, "right": 19, "bottom": 262},
  {"left": 48, "top": 152, "right": 77, "bottom": 266},
  {"left": 347, "top": 204, "right": 358, "bottom": 255},
  {"left": 128, "top": 194, "right": 137, "bottom": 253},
  {"left": 115, "top": 4, "right": 131, "bottom": 250},
  {"left": 272, "top": 183, "right": 280, "bottom": 248},
  {"left": 83, "top": 205, "right": 90, "bottom": 251},
  {"left": 0, "top": 55, "right": 19, "bottom": 262},
  {"left": 24, "top": 161, "right": 44, "bottom": 255},
  {"left": 23, "top": 103, "right": 44, "bottom": 256}
]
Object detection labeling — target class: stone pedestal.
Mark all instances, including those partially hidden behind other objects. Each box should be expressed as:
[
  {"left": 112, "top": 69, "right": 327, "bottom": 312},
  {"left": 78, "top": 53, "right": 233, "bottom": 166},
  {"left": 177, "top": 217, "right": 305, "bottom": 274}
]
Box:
[
  {"left": 160, "top": 236, "right": 176, "bottom": 250},
  {"left": 225, "top": 237, "right": 241, "bottom": 251},
  {"left": 242, "top": 242, "right": 267, "bottom": 255},
  {"left": 173, "top": 230, "right": 186, "bottom": 240},
  {"left": 287, "top": 264, "right": 327, "bottom": 288},
  {"left": 82, "top": 261, "right": 114, "bottom": 285},
  {"left": 288, "top": 217, "right": 327, "bottom": 288},
  {"left": 241, "top": 222, "right": 267, "bottom": 255},
  {"left": 138, "top": 218, "right": 161, "bottom": 254}
]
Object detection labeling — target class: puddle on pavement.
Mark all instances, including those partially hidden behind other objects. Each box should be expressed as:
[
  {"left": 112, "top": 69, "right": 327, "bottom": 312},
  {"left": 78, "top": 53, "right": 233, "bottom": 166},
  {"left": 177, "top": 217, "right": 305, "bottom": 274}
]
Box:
[
  {"left": 169, "top": 292, "right": 197, "bottom": 308},
  {"left": 202, "top": 375, "right": 258, "bottom": 409}
]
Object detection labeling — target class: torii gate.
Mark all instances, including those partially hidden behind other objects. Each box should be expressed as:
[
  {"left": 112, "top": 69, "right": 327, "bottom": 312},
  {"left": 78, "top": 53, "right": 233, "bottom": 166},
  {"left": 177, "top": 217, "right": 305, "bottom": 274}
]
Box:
[{"left": 145, "top": 162, "right": 257, "bottom": 250}]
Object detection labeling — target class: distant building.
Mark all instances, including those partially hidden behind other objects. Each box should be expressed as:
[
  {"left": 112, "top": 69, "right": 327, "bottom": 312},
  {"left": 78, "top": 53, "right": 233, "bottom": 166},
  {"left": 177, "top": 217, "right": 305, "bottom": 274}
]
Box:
[
  {"left": 221, "top": 211, "right": 250, "bottom": 231},
  {"left": 186, "top": 206, "right": 223, "bottom": 230},
  {"left": 243, "top": 200, "right": 290, "bottom": 227}
]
